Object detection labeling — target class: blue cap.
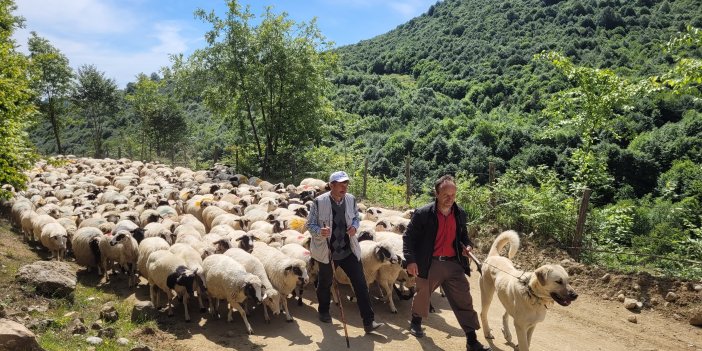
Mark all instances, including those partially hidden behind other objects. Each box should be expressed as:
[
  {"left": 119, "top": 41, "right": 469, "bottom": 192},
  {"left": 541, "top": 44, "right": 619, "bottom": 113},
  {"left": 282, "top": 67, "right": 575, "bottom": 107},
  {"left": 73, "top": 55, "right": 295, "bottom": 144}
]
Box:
[{"left": 329, "top": 171, "right": 350, "bottom": 183}]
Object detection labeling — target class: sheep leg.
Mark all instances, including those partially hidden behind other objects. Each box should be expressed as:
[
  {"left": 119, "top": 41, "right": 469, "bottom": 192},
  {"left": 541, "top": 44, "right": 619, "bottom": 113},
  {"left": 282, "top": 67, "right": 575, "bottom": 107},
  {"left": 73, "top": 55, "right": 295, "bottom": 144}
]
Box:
[
  {"left": 183, "top": 293, "right": 191, "bottom": 322},
  {"left": 263, "top": 303, "right": 270, "bottom": 323},
  {"left": 229, "top": 301, "right": 253, "bottom": 335},
  {"left": 149, "top": 283, "right": 156, "bottom": 305},
  {"left": 165, "top": 289, "right": 174, "bottom": 317},
  {"left": 281, "top": 297, "right": 293, "bottom": 322},
  {"left": 296, "top": 281, "right": 304, "bottom": 306},
  {"left": 195, "top": 281, "right": 206, "bottom": 312}
]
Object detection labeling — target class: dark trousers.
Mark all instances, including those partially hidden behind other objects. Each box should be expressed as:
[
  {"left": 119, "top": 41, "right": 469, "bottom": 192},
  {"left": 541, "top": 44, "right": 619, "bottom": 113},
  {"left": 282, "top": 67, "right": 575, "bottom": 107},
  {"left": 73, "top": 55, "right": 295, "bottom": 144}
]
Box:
[
  {"left": 316, "top": 254, "right": 375, "bottom": 326},
  {"left": 411, "top": 259, "right": 480, "bottom": 332}
]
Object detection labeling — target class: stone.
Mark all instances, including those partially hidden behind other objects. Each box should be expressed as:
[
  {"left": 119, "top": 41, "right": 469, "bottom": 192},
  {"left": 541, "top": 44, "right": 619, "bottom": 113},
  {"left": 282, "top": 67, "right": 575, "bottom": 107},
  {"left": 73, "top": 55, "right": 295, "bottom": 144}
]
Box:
[
  {"left": 601, "top": 273, "right": 611, "bottom": 283},
  {"left": 131, "top": 301, "right": 158, "bottom": 323},
  {"left": 85, "top": 336, "right": 103, "bottom": 345},
  {"left": 91, "top": 321, "right": 102, "bottom": 330},
  {"left": 67, "top": 318, "right": 87, "bottom": 335},
  {"left": 98, "top": 327, "right": 116, "bottom": 339},
  {"left": 650, "top": 298, "right": 659, "bottom": 306},
  {"left": 617, "top": 294, "right": 625, "bottom": 302},
  {"left": 690, "top": 308, "right": 702, "bottom": 327},
  {"left": 601, "top": 294, "right": 610, "bottom": 300},
  {"left": 100, "top": 303, "right": 119, "bottom": 323},
  {"left": 694, "top": 284, "right": 702, "bottom": 293},
  {"left": 117, "top": 338, "right": 129, "bottom": 346},
  {"left": 15, "top": 261, "right": 76, "bottom": 300},
  {"left": 63, "top": 311, "right": 79, "bottom": 319},
  {"left": 0, "top": 319, "right": 45, "bottom": 351},
  {"left": 627, "top": 315, "right": 637, "bottom": 323},
  {"left": 624, "top": 298, "right": 640, "bottom": 310},
  {"left": 130, "top": 346, "right": 152, "bottom": 351},
  {"left": 665, "top": 292, "right": 678, "bottom": 302}
]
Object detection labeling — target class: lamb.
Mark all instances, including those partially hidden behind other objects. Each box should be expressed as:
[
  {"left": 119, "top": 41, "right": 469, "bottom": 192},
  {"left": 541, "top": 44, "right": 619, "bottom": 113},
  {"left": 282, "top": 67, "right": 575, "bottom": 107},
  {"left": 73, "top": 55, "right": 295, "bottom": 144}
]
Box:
[
  {"left": 202, "top": 254, "right": 264, "bottom": 334},
  {"left": 252, "top": 242, "right": 309, "bottom": 322},
  {"left": 372, "top": 231, "right": 410, "bottom": 313},
  {"left": 137, "top": 237, "right": 171, "bottom": 282},
  {"left": 40, "top": 222, "right": 68, "bottom": 261},
  {"left": 223, "top": 248, "right": 281, "bottom": 323},
  {"left": 98, "top": 229, "right": 139, "bottom": 287},
  {"left": 279, "top": 243, "right": 318, "bottom": 306},
  {"left": 71, "top": 227, "right": 104, "bottom": 274},
  {"left": 146, "top": 250, "right": 199, "bottom": 322}
]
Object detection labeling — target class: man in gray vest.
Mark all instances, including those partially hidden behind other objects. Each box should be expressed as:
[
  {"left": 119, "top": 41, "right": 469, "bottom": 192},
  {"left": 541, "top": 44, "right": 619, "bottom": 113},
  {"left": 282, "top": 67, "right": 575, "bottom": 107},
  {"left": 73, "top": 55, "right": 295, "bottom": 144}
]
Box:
[{"left": 307, "top": 171, "right": 384, "bottom": 333}]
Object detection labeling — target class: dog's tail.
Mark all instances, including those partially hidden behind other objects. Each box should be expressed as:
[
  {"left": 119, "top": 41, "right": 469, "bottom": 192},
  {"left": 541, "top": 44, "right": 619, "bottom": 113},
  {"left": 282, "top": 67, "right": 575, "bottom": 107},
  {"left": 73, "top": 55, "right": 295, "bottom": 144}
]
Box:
[{"left": 488, "top": 230, "right": 520, "bottom": 259}]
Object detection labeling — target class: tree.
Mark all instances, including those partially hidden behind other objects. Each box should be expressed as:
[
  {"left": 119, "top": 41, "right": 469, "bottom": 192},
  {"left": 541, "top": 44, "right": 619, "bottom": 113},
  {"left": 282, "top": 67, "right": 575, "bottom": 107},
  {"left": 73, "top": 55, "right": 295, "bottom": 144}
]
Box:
[
  {"left": 28, "top": 31, "right": 74, "bottom": 154},
  {"left": 0, "top": 0, "right": 38, "bottom": 199},
  {"left": 72, "top": 65, "right": 119, "bottom": 158},
  {"left": 535, "top": 52, "right": 651, "bottom": 194},
  {"left": 655, "top": 25, "right": 702, "bottom": 99},
  {"left": 176, "top": 1, "right": 338, "bottom": 179}
]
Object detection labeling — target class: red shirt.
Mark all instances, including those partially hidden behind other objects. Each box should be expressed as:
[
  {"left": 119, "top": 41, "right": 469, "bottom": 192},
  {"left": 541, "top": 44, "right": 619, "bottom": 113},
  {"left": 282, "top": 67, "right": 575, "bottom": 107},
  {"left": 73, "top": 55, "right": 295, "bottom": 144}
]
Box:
[{"left": 433, "top": 207, "right": 456, "bottom": 257}]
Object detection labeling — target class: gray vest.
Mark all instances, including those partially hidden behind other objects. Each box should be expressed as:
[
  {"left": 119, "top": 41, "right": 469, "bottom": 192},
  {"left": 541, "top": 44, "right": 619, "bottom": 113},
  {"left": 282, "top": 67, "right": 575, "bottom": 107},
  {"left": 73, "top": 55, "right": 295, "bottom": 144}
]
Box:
[{"left": 310, "top": 192, "right": 361, "bottom": 263}]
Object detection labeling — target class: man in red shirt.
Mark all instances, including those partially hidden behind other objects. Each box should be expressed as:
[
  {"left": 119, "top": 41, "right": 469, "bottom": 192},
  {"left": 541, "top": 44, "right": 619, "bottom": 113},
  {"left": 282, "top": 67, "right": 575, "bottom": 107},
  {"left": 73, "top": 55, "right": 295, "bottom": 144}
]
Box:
[{"left": 403, "top": 175, "right": 491, "bottom": 351}]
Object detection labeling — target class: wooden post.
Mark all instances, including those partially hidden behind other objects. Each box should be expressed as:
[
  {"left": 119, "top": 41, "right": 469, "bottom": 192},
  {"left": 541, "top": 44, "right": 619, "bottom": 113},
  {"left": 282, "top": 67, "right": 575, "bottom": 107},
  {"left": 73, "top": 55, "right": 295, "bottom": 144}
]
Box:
[
  {"left": 489, "top": 162, "right": 496, "bottom": 219},
  {"left": 362, "top": 158, "right": 368, "bottom": 200},
  {"left": 405, "top": 154, "right": 411, "bottom": 206},
  {"left": 572, "top": 188, "right": 592, "bottom": 262}
]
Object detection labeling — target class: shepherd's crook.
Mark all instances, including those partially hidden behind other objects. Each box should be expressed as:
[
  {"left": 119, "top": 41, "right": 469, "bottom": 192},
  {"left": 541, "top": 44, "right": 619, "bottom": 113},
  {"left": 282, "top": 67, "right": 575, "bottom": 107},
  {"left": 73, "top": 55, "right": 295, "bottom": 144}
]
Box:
[{"left": 325, "top": 223, "right": 350, "bottom": 348}]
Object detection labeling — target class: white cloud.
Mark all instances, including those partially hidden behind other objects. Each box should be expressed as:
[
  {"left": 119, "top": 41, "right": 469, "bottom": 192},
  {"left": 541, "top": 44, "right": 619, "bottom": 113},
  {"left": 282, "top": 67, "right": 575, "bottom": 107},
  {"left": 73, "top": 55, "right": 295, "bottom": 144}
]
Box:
[
  {"left": 388, "top": 0, "right": 435, "bottom": 19},
  {"left": 150, "top": 22, "right": 189, "bottom": 54},
  {"left": 16, "top": 0, "right": 137, "bottom": 34}
]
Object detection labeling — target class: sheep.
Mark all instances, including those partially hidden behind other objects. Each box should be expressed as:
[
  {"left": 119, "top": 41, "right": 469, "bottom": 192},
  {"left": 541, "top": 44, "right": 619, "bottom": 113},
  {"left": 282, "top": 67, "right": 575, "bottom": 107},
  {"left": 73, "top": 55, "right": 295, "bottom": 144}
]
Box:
[
  {"left": 375, "top": 215, "right": 411, "bottom": 234},
  {"left": 357, "top": 220, "right": 377, "bottom": 241},
  {"left": 248, "top": 220, "right": 284, "bottom": 234},
  {"left": 144, "top": 222, "right": 175, "bottom": 244},
  {"left": 223, "top": 248, "right": 282, "bottom": 323},
  {"left": 112, "top": 219, "right": 146, "bottom": 243},
  {"left": 175, "top": 234, "right": 214, "bottom": 260},
  {"left": 169, "top": 243, "right": 207, "bottom": 312},
  {"left": 209, "top": 213, "right": 247, "bottom": 231},
  {"left": 178, "top": 214, "right": 206, "bottom": 236},
  {"left": 78, "top": 217, "right": 115, "bottom": 234},
  {"left": 252, "top": 242, "right": 309, "bottom": 322},
  {"left": 32, "top": 214, "right": 58, "bottom": 242},
  {"left": 280, "top": 230, "right": 311, "bottom": 250},
  {"left": 332, "top": 240, "right": 397, "bottom": 304},
  {"left": 372, "top": 232, "right": 409, "bottom": 313},
  {"left": 279, "top": 243, "right": 318, "bottom": 307},
  {"left": 146, "top": 250, "right": 199, "bottom": 322},
  {"left": 20, "top": 210, "right": 38, "bottom": 242},
  {"left": 364, "top": 206, "right": 404, "bottom": 221},
  {"left": 139, "top": 209, "right": 161, "bottom": 226},
  {"left": 202, "top": 254, "right": 264, "bottom": 334},
  {"left": 224, "top": 230, "right": 256, "bottom": 253},
  {"left": 202, "top": 232, "right": 232, "bottom": 254},
  {"left": 71, "top": 227, "right": 104, "bottom": 274},
  {"left": 40, "top": 222, "right": 68, "bottom": 261},
  {"left": 98, "top": 229, "right": 139, "bottom": 287},
  {"left": 137, "top": 237, "right": 171, "bottom": 282}
]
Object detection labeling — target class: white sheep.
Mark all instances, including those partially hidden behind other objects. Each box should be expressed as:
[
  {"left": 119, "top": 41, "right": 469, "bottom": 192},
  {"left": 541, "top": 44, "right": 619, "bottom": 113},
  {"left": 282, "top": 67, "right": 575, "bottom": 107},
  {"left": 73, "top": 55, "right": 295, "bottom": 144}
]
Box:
[
  {"left": 98, "top": 229, "right": 139, "bottom": 287},
  {"left": 137, "top": 237, "right": 171, "bottom": 282},
  {"left": 223, "top": 248, "right": 282, "bottom": 323},
  {"left": 372, "top": 231, "right": 409, "bottom": 313},
  {"left": 252, "top": 242, "right": 309, "bottom": 322},
  {"left": 71, "top": 227, "right": 104, "bottom": 274},
  {"left": 279, "top": 243, "right": 318, "bottom": 307},
  {"left": 144, "top": 222, "right": 175, "bottom": 244},
  {"left": 202, "top": 254, "right": 264, "bottom": 334},
  {"left": 169, "top": 243, "right": 207, "bottom": 312},
  {"left": 333, "top": 240, "right": 397, "bottom": 304},
  {"left": 40, "top": 222, "right": 68, "bottom": 261},
  {"left": 146, "top": 250, "right": 199, "bottom": 322}
]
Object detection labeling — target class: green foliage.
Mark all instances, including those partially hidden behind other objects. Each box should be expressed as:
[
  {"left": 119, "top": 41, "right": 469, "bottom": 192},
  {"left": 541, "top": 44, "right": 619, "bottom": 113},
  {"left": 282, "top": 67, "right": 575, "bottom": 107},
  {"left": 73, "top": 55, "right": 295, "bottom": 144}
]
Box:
[
  {"left": 177, "top": 1, "right": 339, "bottom": 180},
  {"left": 0, "top": 0, "right": 38, "bottom": 199},
  {"left": 655, "top": 25, "right": 702, "bottom": 98},
  {"left": 27, "top": 31, "right": 73, "bottom": 155},
  {"left": 72, "top": 65, "right": 120, "bottom": 158}
]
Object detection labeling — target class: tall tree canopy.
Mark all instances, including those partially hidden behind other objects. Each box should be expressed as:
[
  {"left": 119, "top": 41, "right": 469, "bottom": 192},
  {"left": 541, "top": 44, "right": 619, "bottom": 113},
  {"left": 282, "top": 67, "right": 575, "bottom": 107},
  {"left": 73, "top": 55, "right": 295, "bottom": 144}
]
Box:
[
  {"left": 174, "top": 1, "right": 339, "bottom": 179},
  {"left": 72, "top": 64, "right": 119, "bottom": 158},
  {"left": 28, "top": 31, "right": 74, "bottom": 155},
  {"left": 0, "top": 0, "right": 37, "bottom": 199}
]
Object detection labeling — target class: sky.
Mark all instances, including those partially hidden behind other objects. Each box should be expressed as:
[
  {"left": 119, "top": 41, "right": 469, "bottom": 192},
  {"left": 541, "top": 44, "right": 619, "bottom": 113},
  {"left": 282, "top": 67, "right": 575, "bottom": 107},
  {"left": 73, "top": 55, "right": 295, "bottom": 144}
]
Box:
[{"left": 12, "top": 0, "right": 437, "bottom": 88}]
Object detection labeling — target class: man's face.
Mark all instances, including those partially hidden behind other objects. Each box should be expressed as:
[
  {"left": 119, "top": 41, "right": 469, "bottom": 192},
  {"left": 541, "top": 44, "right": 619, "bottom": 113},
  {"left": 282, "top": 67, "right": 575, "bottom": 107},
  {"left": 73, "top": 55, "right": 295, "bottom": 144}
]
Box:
[
  {"left": 330, "top": 181, "right": 349, "bottom": 198},
  {"left": 436, "top": 181, "right": 457, "bottom": 209}
]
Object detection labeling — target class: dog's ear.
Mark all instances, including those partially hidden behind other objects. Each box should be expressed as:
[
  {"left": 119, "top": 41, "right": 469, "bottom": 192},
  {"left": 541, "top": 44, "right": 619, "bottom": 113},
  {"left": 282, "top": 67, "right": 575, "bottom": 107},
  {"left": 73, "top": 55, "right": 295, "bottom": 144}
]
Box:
[{"left": 535, "top": 266, "right": 549, "bottom": 286}]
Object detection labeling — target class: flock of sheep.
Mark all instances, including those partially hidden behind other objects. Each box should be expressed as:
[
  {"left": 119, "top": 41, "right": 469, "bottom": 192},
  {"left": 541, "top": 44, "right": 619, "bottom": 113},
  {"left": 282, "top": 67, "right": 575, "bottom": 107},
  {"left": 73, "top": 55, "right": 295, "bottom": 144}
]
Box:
[{"left": 3, "top": 157, "right": 417, "bottom": 334}]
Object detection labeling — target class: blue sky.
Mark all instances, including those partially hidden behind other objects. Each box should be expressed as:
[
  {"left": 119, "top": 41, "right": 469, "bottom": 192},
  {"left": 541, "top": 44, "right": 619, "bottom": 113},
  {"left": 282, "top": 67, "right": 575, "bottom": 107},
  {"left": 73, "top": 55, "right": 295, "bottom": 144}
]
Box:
[{"left": 13, "top": 0, "right": 437, "bottom": 88}]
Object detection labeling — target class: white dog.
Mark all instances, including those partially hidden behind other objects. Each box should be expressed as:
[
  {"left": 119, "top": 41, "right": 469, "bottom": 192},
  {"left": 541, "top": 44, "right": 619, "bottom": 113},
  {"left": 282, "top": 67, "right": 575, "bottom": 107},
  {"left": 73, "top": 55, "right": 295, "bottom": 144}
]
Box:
[{"left": 479, "top": 230, "right": 578, "bottom": 351}]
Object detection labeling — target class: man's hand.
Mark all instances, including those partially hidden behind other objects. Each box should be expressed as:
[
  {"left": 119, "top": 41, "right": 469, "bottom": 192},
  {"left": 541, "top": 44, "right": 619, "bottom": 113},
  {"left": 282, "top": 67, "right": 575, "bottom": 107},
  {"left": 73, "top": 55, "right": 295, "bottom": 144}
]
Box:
[
  {"left": 346, "top": 226, "right": 357, "bottom": 237},
  {"left": 406, "top": 263, "right": 418, "bottom": 277},
  {"left": 320, "top": 224, "right": 331, "bottom": 238},
  {"left": 462, "top": 244, "right": 473, "bottom": 257}
]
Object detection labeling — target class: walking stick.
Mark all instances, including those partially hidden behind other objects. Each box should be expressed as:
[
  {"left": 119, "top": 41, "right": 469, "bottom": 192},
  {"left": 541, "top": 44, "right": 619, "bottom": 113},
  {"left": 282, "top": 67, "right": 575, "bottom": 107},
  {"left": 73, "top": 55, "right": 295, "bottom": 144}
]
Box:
[
  {"left": 325, "top": 223, "right": 350, "bottom": 348},
  {"left": 461, "top": 243, "right": 483, "bottom": 275}
]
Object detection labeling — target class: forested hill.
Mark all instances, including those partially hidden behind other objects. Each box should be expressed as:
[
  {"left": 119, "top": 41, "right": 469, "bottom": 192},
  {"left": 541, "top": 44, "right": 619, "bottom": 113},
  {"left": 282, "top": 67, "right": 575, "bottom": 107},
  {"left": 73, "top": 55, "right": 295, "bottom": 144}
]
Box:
[{"left": 328, "top": 0, "right": 702, "bottom": 201}]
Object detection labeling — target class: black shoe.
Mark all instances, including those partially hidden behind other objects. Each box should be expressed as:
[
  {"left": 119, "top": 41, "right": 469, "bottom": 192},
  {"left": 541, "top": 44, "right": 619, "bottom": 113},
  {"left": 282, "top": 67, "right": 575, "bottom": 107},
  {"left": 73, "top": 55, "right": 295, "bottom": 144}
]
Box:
[
  {"left": 409, "top": 322, "right": 425, "bottom": 338},
  {"left": 467, "top": 341, "right": 492, "bottom": 351},
  {"left": 363, "top": 321, "right": 384, "bottom": 333},
  {"left": 318, "top": 312, "right": 331, "bottom": 323}
]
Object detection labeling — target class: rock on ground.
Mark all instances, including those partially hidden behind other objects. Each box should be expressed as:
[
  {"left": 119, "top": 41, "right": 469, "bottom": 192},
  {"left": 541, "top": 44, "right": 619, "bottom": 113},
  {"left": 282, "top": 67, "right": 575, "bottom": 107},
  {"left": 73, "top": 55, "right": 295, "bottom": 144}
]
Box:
[
  {"left": 0, "top": 318, "right": 45, "bottom": 351},
  {"left": 15, "top": 261, "right": 76, "bottom": 299}
]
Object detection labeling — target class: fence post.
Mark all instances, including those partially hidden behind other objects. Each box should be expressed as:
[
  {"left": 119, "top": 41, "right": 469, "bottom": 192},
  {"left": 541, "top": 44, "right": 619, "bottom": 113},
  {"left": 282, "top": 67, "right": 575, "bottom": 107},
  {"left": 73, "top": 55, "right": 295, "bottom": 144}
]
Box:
[
  {"left": 405, "top": 154, "right": 411, "bottom": 206},
  {"left": 362, "top": 158, "right": 368, "bottom": 200},
  {"left": 489, "top": 162, "right": 496, "bottom": 219},
  {"left": 572, "top": 188, "right": 592, "bottom": 262}
]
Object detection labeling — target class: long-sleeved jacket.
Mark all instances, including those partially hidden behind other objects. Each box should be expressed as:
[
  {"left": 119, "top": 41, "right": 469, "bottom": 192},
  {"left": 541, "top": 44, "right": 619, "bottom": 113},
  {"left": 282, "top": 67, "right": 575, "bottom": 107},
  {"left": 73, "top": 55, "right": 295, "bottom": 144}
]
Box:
[{"left": 402, "top": 201, "right": 473, "bottom": 279}]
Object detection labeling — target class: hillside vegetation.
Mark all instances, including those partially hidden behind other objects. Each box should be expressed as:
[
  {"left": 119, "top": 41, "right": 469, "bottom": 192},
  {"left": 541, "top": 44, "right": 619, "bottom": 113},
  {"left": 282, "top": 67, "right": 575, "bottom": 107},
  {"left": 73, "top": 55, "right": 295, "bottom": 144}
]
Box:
[{"left": 7, "top": 0, "right": 702, "bottom": 278}]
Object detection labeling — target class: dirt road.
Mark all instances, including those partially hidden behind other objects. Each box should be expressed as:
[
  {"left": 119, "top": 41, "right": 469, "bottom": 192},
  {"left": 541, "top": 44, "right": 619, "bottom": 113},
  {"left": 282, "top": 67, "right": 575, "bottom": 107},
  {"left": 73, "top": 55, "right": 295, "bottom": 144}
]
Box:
[{"left": 128, "top": 271, "right": 702, "bottom": 351}]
